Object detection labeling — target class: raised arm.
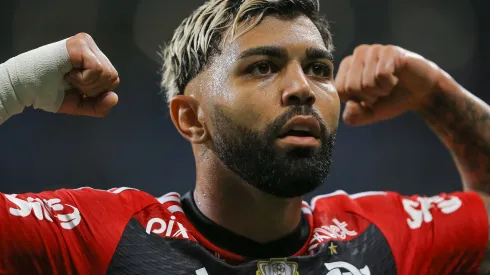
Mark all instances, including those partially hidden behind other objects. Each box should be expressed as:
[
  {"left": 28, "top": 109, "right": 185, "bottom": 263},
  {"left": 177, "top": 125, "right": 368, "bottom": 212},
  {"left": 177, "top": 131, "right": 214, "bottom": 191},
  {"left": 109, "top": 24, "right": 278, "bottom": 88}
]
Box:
[
  {"left": 415, "top": 81, "right": 490, "bottom": 191},
  {"left": 335, "top": 44, "right": 490, "bottom": 273},
  {"left": 416, "top": 72, "right": 490, "bottom": 272},
  {"left": 0, "top": 33, "right": 119, "bottom": 126}
]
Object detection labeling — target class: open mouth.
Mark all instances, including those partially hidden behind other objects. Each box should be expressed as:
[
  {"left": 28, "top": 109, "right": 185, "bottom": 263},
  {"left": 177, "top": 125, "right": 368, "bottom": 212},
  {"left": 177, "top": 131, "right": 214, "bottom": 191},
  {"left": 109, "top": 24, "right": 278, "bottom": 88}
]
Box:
[{"left": 278, "top": 129, "right": 315, "bottom": 138}]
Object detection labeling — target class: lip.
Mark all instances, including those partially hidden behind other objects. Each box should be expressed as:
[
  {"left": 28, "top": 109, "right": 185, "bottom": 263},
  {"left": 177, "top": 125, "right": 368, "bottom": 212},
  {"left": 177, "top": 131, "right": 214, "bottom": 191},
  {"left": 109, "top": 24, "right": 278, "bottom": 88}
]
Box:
[{"left": 277, "top": 116, "right": 321, "bottom": 139}]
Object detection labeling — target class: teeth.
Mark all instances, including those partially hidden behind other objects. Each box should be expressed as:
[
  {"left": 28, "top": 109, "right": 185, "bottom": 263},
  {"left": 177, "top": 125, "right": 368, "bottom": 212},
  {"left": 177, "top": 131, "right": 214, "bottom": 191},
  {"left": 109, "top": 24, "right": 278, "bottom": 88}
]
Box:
[{"left": 291, "top": 126, "right": 310, "bottom": 132}]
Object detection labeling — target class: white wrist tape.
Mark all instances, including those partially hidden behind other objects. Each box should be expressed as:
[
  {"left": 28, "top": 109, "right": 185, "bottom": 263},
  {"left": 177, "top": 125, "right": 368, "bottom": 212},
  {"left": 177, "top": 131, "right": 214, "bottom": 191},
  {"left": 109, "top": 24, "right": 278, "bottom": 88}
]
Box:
[{"left": 0, "top": 39, "right": 72, "bottom": 124}]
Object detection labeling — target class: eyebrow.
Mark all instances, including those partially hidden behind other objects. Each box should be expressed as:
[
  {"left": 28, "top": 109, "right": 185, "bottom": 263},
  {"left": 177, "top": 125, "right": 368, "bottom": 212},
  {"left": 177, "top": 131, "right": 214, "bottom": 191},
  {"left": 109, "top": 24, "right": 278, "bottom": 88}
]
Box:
[
  {"left": 305, "top": 47, "right": 334, "bottom": 62},
  {"left": 238, "top": 46, "right": 333, "bottom": 61},
  {"left": 238, "top": 46, "right": 287, "bottom": 59}
]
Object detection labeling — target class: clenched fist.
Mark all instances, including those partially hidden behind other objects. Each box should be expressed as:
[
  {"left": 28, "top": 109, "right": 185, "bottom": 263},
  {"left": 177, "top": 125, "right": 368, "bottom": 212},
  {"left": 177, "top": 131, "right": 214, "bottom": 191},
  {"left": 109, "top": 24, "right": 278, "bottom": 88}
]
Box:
[
  {"left": 57, "top": 33, "right": 120, "bottom": 117},
  {"left": 335, "top": 44, "right": 446, "bottom": 126}
]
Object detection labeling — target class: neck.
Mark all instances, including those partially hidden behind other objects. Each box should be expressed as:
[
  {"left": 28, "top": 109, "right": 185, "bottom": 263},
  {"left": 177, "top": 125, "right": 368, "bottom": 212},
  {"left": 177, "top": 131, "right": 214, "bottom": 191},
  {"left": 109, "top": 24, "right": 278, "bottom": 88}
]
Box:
[{"left": 193, "top": 153, "right": 303, "bottom": 243}]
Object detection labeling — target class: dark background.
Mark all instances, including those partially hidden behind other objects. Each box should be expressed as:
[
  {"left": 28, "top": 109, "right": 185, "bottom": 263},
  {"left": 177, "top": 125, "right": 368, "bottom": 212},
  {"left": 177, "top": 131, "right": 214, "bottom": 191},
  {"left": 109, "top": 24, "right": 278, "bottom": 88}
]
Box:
[{"left": 0, "top": 0, "right": 488, "bottom": 201}]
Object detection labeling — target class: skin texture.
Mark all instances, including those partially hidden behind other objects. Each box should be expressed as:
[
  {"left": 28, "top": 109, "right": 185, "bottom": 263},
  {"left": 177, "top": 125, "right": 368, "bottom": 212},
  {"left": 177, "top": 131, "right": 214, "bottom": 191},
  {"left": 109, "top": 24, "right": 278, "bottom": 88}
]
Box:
[
  {"left": 51, "top": 14, "right": 490, "bottom": 267},
  {"left": 170, "top": 15, "right": 339, "bottom": 243},
  {"left": 58, "top": 33, "right": 119, "bottom": 117},
  {"left": 170, "top": 14, "right": 490, "bottom": 265}
]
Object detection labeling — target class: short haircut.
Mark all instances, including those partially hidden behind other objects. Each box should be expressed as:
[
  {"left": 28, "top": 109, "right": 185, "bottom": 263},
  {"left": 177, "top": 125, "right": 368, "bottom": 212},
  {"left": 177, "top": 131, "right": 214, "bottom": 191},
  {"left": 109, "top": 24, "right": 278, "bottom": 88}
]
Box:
[{"left": 160, "top": 0, "right": 333, "bottom": 103}]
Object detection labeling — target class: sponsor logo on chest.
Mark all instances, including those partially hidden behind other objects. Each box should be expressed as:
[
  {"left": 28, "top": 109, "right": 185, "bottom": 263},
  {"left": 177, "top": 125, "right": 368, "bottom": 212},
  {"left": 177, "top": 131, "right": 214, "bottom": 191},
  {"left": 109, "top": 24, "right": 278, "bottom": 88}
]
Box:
[
  {"left": 309, "top": 218, "right": 358, "bottom": 251},
  {"left": 194, "top": 260, "right": 370, "bottom": 275},
  {"left": 145, "top": 216, "right": 190, "bottom": 239}
]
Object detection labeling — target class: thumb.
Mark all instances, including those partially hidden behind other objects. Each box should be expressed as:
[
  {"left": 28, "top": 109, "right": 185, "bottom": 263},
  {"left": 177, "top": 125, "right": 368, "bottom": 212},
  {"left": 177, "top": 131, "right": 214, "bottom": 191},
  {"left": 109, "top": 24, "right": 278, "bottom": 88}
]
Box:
[{"left": 58, "top": 89, "right": 118, "bottom": 117}]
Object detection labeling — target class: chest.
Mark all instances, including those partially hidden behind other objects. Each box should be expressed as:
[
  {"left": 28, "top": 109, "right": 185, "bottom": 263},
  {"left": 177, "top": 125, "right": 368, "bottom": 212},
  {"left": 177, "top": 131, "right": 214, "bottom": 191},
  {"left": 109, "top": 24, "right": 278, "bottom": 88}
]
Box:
[{"left": 106, "top": 219, "right": 397, "bottom": 275}]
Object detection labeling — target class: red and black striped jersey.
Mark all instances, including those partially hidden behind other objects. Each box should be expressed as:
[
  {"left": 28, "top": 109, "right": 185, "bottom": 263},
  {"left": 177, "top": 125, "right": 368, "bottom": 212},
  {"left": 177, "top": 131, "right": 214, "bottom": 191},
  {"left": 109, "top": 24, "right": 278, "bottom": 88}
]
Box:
[{"left": 0, "top": 187, "right": 487, "bottom": 274}]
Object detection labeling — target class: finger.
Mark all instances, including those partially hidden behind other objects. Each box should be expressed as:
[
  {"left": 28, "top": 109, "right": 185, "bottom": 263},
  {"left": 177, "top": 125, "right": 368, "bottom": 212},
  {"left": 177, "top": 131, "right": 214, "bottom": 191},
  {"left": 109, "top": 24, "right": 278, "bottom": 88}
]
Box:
[
  {"left": 346, "top": 46, "right": 378, "bottom": 105},
  {"left": 58, "top": 89, "right": 118, "bottom": 117},
  {"left": 375, "top": 47, "right": 399, "bottom": 96},
  {"left": 78, "top": 92, "right": 118, "bottom": 117},
  {"left": 334, "top": 56, "right": 352, "bottom": 102},
  {"left": 86, "top": 39, "right": 119, "bottom": 84},
  {"left": 67, "top": 69, "right": 99, "bottom": 86},
  {"left": 64, "top": 74, "right": 108, "bottom": 97},
  {"left": 361, "top": 45, "right": 385, "bottom": 97},
  {"left": 92, "top": 51, "right": 117, "bottom": 85},
  {"left": 342, "top": 100, "right": 370, "bottom": 126},
  {"left": 111, "top": 77, "right": 120, "bottom": 90},
  {"left": 70, "top": 50, "right": 103, "bottom": 85},
  {"left": 342, "top": 85, "right": 411, "bottom": 126},
  {"left": 96, "top": 92, "right": 119, "bottom": 114}
]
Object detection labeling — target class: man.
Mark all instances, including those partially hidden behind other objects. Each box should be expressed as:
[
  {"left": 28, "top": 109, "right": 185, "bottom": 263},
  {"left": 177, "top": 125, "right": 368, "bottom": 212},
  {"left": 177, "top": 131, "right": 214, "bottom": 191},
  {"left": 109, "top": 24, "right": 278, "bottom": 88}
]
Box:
[{"left": 0, "top": 0, "right": 489, "bottom": 274}]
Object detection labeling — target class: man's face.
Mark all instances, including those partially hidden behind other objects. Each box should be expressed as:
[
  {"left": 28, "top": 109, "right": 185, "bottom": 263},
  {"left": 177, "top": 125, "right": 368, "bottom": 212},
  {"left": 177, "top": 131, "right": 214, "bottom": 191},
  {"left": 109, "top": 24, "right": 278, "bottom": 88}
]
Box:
[{"left": 197, "top": 15, "right": 340, "bottom": 198}]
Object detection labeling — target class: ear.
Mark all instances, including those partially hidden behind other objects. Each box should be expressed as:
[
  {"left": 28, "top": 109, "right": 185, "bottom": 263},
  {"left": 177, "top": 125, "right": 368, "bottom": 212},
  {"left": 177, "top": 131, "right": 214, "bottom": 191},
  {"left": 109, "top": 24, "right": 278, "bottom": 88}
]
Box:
[{"left": 170, "top": 95, "right": 209, "bottom": 144}]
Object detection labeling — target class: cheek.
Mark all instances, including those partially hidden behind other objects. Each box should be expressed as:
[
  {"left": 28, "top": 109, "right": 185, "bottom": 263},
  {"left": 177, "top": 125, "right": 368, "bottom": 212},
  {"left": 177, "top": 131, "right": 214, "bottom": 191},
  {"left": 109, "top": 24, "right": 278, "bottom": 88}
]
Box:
[
  {"left": 221, "top": 84, "right": 280, "bottom": 131},
  {"left": 227, "top": 103, "right": 270, "bottom": 132},
  {"left": 315, "top": 84, "right": 341, "bottom": 129}
]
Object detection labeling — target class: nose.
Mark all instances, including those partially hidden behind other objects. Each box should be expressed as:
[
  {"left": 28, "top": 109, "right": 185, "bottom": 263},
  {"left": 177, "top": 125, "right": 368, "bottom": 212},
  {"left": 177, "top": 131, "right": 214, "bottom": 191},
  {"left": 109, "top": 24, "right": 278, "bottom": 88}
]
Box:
[{"left": 281, "top": 64, "right": 316, "bottom": 107}]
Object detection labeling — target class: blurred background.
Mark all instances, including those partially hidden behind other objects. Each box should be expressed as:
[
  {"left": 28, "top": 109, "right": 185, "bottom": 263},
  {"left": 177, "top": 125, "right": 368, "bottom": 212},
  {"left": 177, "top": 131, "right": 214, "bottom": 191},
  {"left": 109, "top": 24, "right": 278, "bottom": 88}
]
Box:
[{"left": 0, "top": 0, "right": 488, "bottom": 201}]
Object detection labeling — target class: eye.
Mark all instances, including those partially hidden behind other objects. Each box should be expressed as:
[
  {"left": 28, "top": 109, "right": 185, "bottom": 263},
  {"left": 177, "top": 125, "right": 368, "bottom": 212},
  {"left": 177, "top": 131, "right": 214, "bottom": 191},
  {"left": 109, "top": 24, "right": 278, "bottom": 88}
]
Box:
[
  {"left": 305, "top": 63, "right": 331, "bottom": 78},
  {"left": 248, "top": 61, "right": 278, "bottom": 76}
]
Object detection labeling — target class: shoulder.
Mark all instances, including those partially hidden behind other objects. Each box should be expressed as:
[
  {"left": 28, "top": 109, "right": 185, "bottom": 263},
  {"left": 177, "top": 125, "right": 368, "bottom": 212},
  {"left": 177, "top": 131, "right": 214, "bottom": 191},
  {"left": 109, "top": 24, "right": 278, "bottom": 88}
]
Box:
[
  {"left": 310, "top": 190, "right": 398, "bottom": 222},
  {"left": 0, "top": 187, "right": 179, "bottom": 274},
  {"left": 310, "top": 190, "right": 389, "bottom": 212},
  {"left": 306, "top": 190, "right": 391, "bottom": 252},
  {"left": 308, "top": 190, "right": 487, "bottom": 274},
  {"left": 65, "top": 186, "right": 160, "bottom": 209},
  {"left": 2, "top": 186, "right": 165, "bottom": 233}
]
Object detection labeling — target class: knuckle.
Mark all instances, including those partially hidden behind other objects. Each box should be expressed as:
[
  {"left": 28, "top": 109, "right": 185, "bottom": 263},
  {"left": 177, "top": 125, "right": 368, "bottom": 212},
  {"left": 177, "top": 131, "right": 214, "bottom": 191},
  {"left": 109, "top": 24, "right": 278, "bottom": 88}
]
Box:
[
  {"left": 112, "top": 77, "right": 121, "bottom": 88},
  {"left": 108, "top": 72, "right": 118, "bottom": 82},
  {"left": 367, "top": 44, "right": 383, "bottom": 56},
  {"left": 338, "top": 56, "right": 352, "bottom": 71},
  {"left": 383, "top": 45, "right": 399, "bottom": 56},
  {"left": 375, "top": 70, "right": 391, "bottom": 80},
  {"left": 100, "top": 70, "right": 112, "bottom": 80},
  {"left": 354, "top": 44, "right": 369, "bottom": 55},
  {"left": 77, "top": 32, "right": 93, "bottom": 42},
  {"left": 93, "top": 63, "right": 103, "bottom": 74},
  {"left": 340, "top": 56, "right": 352, "bottom": 66},
  {"left": 361, "top": 80, "right": 376, "bottom": 90},
  {"left": 345, "top": 83, "right": 359, "bottom": 94},
  {"left": 384, "top": 44, "right": 397, "bottom": 51}
]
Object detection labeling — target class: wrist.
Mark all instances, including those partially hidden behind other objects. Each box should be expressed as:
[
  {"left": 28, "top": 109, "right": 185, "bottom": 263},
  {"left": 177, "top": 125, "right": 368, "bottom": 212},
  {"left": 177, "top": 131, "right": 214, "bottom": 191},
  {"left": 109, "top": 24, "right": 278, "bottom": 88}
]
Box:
[
  {"left": 6, "top": 39, "right": 72, "bottom": 113},
  {"left": 413, "top": 72, "right": 460, "bottom": 114}
]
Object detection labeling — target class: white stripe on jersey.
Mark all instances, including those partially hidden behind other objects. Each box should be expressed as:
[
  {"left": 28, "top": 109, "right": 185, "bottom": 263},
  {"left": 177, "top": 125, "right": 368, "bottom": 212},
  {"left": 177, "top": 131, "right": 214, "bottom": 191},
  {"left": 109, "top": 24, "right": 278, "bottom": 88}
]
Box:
[{"left": 311, "top": 190, "right": 386, "bottom": 210}]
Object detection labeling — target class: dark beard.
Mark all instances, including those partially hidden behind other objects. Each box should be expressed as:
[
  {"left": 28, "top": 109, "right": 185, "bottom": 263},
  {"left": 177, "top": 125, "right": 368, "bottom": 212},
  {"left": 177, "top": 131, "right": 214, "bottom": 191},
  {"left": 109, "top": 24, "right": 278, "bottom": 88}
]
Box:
[{"left": 211, "top": 106, "right": 336, "bottom": 198}]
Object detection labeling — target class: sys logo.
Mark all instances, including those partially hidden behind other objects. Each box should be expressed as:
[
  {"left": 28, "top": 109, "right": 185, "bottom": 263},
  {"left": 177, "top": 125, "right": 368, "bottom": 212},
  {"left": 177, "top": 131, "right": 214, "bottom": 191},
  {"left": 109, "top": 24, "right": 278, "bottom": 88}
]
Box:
[
  {"left": 5, "top": 194, "right": 81, "bottom": 230},
  {"left": 402, "top": 195, "right": 462, "bottom": 229}
]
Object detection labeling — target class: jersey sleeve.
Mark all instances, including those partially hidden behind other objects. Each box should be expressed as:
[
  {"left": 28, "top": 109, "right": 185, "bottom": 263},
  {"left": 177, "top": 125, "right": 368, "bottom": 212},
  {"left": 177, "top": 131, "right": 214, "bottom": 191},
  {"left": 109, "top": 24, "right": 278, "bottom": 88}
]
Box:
[
  {"left": 0, "top": 187, "right": 157, "bottom": 275},
  {"left": 355, "top": 191, "right": 488, "bottom": 274}
]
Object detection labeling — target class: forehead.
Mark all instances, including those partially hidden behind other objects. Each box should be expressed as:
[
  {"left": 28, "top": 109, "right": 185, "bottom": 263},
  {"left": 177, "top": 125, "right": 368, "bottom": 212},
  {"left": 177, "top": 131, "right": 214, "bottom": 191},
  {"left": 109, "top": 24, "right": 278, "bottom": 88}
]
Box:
[{"left": 226, "top": 15, "right": 327, "bottom": 57}]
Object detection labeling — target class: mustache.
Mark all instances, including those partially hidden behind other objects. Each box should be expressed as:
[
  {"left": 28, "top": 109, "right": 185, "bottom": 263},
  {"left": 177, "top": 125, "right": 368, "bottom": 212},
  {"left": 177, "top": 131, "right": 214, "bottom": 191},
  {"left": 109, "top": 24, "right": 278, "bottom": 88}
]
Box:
[{"left": 266, "top": 106, "right": 327, "bottom": 137}]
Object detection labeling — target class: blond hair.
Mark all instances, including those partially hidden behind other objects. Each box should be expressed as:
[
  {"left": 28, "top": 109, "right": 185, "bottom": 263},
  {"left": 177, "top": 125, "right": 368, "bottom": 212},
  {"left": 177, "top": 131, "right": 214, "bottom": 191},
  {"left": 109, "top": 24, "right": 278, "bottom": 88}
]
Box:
[{"left": 160, "top": 0, "right": 332, "bottom": 103}]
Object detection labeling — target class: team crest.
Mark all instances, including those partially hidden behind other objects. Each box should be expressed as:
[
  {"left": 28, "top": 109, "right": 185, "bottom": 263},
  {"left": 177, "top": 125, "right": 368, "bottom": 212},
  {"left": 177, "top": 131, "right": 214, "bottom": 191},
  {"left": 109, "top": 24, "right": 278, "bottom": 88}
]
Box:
[{"left": 256, "top": 258, "right": 299, "bottom": 275}]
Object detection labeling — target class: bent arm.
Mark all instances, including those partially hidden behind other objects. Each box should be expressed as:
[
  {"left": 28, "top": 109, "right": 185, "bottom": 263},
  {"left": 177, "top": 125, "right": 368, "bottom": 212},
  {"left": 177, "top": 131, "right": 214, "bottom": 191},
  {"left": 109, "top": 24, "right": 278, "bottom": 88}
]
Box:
[
  {"left": 418, "top": 78, "right": 490, "bottom": 194},
  {"left": 417, "top": 76, "right": 490, "bottom": 272},
  {"left": 0, "top": 39, "right": 72, "bottom": 125}
]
